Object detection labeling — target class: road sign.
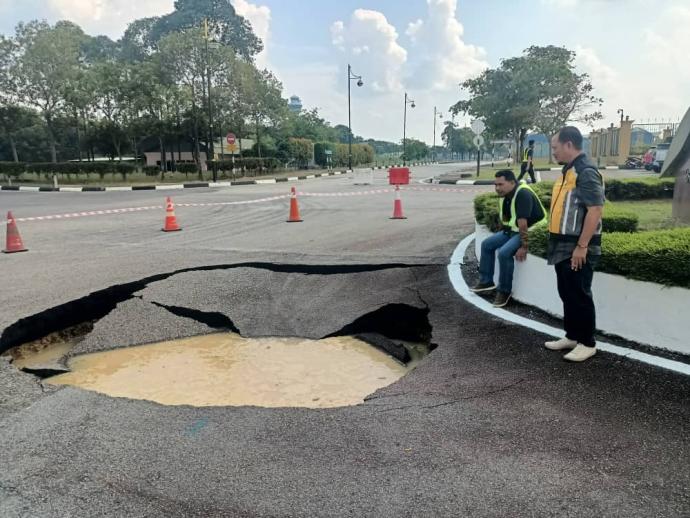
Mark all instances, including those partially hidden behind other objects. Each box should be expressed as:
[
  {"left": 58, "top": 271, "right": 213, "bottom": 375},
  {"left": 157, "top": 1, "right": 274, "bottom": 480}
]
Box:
[
  {"left": 470, "top": 119, "right": 485, "bottom": 135},
  {"left": 227, "top": 143, "right": 237, "bottom": 153},
  {"left": 226, "top": 133, "right": 236, "bottom": 145},
  {"left": 473, "top": 135, "right": 484, "bottom": 148}
]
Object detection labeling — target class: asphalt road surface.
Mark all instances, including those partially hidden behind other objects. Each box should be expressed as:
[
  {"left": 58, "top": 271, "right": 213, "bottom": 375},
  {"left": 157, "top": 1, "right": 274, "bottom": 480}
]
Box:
[{"left": 1, "top": 163, "right": 688, "bottom": 517}]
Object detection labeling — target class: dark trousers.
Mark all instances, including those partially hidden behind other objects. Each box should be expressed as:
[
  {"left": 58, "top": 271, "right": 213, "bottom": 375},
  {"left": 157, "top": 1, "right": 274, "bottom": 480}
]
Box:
[
  {"left": 555, "top": 259, "right": 596, "bottom": 347},
  {"left": 518, "top": 162, "right": 535, "bottom": 183}
]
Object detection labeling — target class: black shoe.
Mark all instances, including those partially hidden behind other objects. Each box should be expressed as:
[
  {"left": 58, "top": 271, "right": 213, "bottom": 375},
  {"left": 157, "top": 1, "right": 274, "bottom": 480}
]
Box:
[
  {"left": 493, "top": 292, "right": 511, "bottom": 307},
  {"left": 470, "top": 282, "right": 496, "bottom": 293}
]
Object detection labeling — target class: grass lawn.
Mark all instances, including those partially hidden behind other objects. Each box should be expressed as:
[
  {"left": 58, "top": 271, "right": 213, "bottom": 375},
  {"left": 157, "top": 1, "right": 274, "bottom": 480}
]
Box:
[{"left": 612, "top": 199, "right": 683, "bottom": 230}]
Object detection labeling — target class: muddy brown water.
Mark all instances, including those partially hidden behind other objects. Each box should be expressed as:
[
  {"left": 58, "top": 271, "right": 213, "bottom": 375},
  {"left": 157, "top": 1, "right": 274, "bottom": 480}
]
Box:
[{"left": 44, "top": 333, "right": 417, "bottom": 408}]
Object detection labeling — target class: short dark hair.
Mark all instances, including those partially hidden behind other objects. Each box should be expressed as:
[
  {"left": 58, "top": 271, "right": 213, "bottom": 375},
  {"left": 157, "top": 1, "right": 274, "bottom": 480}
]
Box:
[
  {"left": 495, "top": 169, "right": 516, "bottom": 182},
  {"left": 557, "top": 126, "right": 583, "bottom": 150},
  {"left": 528, "top": 139, "right": 535, "bottom": 145}
]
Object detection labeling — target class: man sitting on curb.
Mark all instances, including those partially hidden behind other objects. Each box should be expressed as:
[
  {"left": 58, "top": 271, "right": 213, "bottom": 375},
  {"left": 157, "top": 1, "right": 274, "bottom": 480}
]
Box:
[{"left": 471, "top": 170, "right": 547, "bottom": 307}]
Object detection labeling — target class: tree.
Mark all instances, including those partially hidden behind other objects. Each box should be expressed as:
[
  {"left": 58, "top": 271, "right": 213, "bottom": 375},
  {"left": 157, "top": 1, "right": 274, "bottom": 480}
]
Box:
[
  {"left": 10, "top": 20, "right": 87, "bottom": 162},
  {"left": 148, "top": 0, "right": 262, "bottom": 60},
  {"left": 0, "top": 106, "right": 40, "bottom": 161},
  {"left": 157, "top": 29, "right": 208, "bottom": 171},
  {"left": 287, "top": 138, "right": 314, "bottom": 168},
  {"left": 402, "top": 138, "right": 429, "bottom": 161},
  {"left": 241, "top": 67, "right": 287, "bottom": 159},
  {"left": 451, "top": 56, "right": 537, "bottom": 163},
  {"left": 91, "top": 61, "right": 131, "bottom": 160},
  {"left": 452, "top": 45, "right": 603, "bottom": 163},
  {"left": 524, "top": 46, "right": 603, "bottom": 161},
  {"left": 119, "top": 17, "right": 160, "bottom": 62}
]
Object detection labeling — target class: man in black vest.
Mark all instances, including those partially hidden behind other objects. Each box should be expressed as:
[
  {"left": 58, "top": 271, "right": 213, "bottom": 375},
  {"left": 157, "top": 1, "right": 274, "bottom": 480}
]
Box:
[{"left": 545, "top": 126, "right": 605, "bottom": 362}]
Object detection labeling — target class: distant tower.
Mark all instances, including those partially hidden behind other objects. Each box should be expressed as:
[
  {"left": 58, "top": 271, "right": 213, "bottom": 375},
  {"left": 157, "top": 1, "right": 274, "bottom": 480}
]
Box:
[{"left": 288, "top": 95, "right": 303, "bottom": 113}]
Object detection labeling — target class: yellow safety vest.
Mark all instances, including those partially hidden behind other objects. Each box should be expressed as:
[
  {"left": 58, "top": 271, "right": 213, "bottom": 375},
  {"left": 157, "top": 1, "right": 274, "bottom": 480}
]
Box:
[
  {"left": 522, "top": 147, "right": 532, "bottom": 163},
  {"left": 498, "top": 182, "right": 547, "bottom": 233},
  {"left": 548, "top": 166, "right": 603, "bottom": 238}
]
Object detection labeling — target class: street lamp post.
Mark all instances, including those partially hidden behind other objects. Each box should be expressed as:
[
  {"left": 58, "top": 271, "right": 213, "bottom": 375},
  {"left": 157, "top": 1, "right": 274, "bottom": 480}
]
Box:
[
  {"left": 403, "top": 92, "right": 415, "bottom": 166},
  {"left": 204, "top": 19, "right": 218, "bottom": 182},
  {"left": 347, "top": 64, "right": 363, "bottom": 171},
  {"left": 432, "top": 106, "right": 443, "bottom": 162},
  {"left": 448, "top": 113, "right": 455, "bottom": 162}
]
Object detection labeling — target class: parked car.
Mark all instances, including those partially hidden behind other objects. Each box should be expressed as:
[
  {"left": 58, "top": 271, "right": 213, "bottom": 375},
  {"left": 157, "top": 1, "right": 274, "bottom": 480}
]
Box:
[{"left": 652, "top": 143, "right": 671, "bottom": 173}]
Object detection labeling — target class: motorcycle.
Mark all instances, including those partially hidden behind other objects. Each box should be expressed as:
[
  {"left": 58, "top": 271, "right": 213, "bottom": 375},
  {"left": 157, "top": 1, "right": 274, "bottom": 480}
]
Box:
[{"left": 624, "top": 156, "right": 643, "bottom": 169}]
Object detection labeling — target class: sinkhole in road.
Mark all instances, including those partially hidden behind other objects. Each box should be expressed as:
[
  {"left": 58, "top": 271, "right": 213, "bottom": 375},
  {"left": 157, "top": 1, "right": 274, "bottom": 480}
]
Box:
[{"left": 44, "top": 333, "right": 430, "bottom": 408}]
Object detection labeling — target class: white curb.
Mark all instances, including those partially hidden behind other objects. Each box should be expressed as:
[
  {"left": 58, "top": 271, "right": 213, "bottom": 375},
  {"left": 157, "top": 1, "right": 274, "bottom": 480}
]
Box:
[{"left": 447, "top": 233, "right": 690, "bottom": 376}]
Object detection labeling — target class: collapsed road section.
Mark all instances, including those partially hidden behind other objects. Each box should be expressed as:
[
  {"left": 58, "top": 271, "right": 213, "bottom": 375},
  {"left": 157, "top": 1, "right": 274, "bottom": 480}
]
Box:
[{"left": 1, "top": 264, "right": 436, "bottom": 409}]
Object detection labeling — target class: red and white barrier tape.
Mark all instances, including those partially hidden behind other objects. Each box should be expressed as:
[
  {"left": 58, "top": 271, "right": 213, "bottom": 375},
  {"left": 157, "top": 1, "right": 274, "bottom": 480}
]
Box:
[{"left": 1, "top": 186, "right": 485, "bottom": 225}]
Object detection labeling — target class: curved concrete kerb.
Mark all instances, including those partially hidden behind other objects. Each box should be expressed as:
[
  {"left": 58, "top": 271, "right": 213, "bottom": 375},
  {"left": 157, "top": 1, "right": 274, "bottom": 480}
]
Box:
[{"left": 447, "top": 233, "right": 690, "bottom": 376}]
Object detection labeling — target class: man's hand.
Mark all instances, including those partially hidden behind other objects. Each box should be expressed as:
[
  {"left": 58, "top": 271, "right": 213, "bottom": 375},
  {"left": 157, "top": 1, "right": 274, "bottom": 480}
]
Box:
[
  {"left": 571, "top": 246, "right": 587, "bottom": 270},
  {"left": 516, "top": 246, "right": 528, "bottom": 262}
]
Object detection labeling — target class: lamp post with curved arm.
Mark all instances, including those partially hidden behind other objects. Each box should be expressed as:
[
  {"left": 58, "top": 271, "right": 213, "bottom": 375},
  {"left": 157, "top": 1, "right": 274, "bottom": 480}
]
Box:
[
  {"left": 403, "top": 92, "right": 415, "bottom": 166},
  {"left": 347, "top": 64, "right": 363, "bottom": 170},
  {"left": 433, "top": 106, "right": 443, "bottom": 162}
]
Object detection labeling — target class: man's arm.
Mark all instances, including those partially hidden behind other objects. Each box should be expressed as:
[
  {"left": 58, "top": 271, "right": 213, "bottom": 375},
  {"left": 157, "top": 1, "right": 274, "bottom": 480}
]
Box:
[
  {"left": 570, "top": 205, "right": 603, "bottom": 269},
  {"left": 516, "top": 218, "right": 529, "bottom": 262}
]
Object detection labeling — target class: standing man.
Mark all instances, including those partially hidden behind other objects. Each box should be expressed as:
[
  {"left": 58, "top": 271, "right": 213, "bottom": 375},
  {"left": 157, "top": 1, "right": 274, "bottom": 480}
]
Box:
[
  {"left": 545, "top": 126, "right": 605, "bottom": 362},
  {"left": 471, "top": 170, "right": 547, "bottom": 307},
  {"left": 518, "top": 139, "right": 536, "bottom": 183}
]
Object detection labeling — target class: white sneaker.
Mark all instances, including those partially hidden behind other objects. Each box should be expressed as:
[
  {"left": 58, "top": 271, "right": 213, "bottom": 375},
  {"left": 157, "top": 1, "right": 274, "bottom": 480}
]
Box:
[
  {"left": 563, "top": 344, "right": 597, "bottom": 362},
  {"left": 544, "top": 337, "right": 577, "bottom": 351}
]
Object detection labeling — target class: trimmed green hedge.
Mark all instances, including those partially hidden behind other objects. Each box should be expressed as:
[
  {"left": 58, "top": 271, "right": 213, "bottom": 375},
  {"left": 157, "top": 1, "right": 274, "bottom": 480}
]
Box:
[
  {"left": 0, "top": 161, "right": 139, "bottom": 175},
  {"left": 535, "top": 178, "right": 675, "bottom": 201},
  {"left": 528, "top": 226, "right": 690, "bottom": 288},
  {"left": 604, "top": 178, "right": 675, "bottom": 200},
  {"left": 211, "top": 158, "right": 281, "bottom": 171}
]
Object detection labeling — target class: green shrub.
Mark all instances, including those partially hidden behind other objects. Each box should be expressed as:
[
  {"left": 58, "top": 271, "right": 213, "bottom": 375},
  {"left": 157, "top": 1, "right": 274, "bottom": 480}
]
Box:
[
  {"left": 604, "top": 179, "right": 675, "bottom": 201},
  {"left": 211, "top": 158, "right": 281, "bottom": 172},
  {"left": 175, "top": 163, "right": 198, "bottom": 174},
  {"left": 602, "top": 203, "right": 638, "bottom": 232},
  {"left": 597, "top": 228, "right": 690, "bottom": 287},
  {"left": 0, "top": 162, "right": 26, "bottom": 177},
  {"left": 314, "top": 142, "right": 336, "bottom": 167},
  {"left": 143, "top": 166, "right": 159, "bottom": 176}
]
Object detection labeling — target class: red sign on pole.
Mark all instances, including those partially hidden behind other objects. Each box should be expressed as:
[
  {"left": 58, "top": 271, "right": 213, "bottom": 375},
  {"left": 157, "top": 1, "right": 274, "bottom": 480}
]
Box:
[{"left": 226, "top": 133, "right": 236, "bottom": 145}]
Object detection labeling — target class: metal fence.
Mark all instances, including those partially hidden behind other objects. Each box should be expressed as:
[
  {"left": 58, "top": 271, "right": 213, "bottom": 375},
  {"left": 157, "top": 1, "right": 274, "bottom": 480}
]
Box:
[{"left": 632, "top": 122, "right": 679, "bottom": 148}]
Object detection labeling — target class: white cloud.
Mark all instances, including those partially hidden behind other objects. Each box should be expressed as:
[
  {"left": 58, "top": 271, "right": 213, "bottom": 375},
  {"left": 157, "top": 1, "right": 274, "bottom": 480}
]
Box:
[
  {"left": 330, "top": 9, "right": 407, "bottom": 93},
  {"left": 46, "top": 0, "right": 173, "bottom": 38},
  {"left": 574, "top": 2, "right": 690, "bottom": 126},
  {"left": 231, "top": 0, "right": 271, "bottom": 69},
  {"left": 574, "top": 45, "right": 618, "bottom": 91},
  {"left": 405, "top": 0, "right": 488, "bottom": 90}
]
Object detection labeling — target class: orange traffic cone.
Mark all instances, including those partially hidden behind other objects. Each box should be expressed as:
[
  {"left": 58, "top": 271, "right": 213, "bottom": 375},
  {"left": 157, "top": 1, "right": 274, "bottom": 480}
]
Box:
[
  {"left": 287, "top": 186, "right": 303, "bottom": 223},
  {"left": 162, "top": 197, "right": 182, "bottom": 232},
  {"left": 391, "top": 185, "right": 406, "bottom": 220},
  {"left": 2, "top": 211, "right": 28, "bottom": 253}
]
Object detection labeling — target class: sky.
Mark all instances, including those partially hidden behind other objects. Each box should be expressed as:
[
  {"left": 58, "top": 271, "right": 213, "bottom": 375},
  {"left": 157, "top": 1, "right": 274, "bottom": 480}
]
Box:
[{"left": 0, "top": 0, "right": 688, "bottom": 144}]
